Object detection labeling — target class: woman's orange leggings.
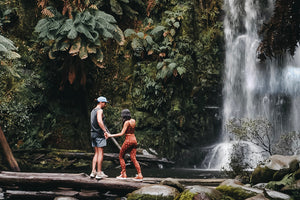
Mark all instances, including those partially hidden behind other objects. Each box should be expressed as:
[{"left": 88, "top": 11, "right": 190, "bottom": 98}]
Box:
[{"left": 119, "top": 134, "right": 141, "bottom": 174}]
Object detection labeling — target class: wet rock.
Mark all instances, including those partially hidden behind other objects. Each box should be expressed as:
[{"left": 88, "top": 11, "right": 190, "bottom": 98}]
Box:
[
  {"left": 127, "top": 184, "right": 179, "bottom": 200},
  {"left": 218, "top": 179, "right": 291, "bottom": 200},
  {"left": 245, "top": 193, "right": 269, "bottom": 200},
  {"left": 160, "top": 178, "right": 184, "bottom": 192},
  {"left": 251, "top": 166, "right": 276, "bottom": 185},
  {"left": 184, "top": 185, "right": 223, "bottom": 200}
]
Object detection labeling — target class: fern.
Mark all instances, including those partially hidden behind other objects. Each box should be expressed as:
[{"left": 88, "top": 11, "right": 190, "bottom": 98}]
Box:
[{"left": 0, "top": 35, "right": 20, "bottom": 60}]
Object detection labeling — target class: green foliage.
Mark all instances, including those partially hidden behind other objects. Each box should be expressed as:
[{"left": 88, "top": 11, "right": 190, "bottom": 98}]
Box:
[
  {"left": 226, "top": 118, "right": 274, "bottom": 155},
  {"left": 274, "top": 131, "right": 300, "bottom": 155},
  {"left": 34, "top": 6, "right": 125, "bottom": 67},
  {"left": 97, "top": 0, "right": 145, "bottom": 18},
  {"left": 258, "top": 0, "right": 300, "bottom": 61},
  {"left": 0, "top": 0, "right": 224, "bottom": 164},
  {"left": 174, "top": 190, "right": 196, "bottom": 200},
  {"left": 0, "top": 34, "right": 20, "bottom": 59}
]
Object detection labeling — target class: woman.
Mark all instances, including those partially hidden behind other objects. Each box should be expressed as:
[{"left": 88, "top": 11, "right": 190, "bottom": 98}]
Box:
[{"left": 106, "top": 109, "right": 143, "bottom": 181}]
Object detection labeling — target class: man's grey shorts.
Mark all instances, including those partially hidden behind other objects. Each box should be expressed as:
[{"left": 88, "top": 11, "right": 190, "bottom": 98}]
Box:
[{"left": 91, "top": 137, "right": 107, "bottom": 148}]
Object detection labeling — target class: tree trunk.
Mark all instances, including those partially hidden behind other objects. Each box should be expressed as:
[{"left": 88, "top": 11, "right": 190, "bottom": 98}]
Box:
[{"left": 0, "top": 126, "right": 20, "bottom": 171}]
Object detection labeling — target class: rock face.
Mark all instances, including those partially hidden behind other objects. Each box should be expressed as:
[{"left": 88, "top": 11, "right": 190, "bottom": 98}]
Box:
[
  {"left": 250, "top": 155, "right": 300, "bottom": 199},
  {"left": 263, "top": 155, "right": 300, "bottom": 170}
]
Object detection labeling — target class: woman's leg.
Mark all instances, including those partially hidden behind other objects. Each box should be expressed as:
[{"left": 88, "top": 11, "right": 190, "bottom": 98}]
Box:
[
  {"left": 119, "top": 142, "right": 129, "bottom": 175},
  {"left": 129, "top": 147, "right": 142, "bottom": 174}
]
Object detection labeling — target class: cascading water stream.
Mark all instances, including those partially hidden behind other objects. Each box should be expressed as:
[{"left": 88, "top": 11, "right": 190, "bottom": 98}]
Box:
[{"left": 201, "top": 0, "right": 300, "bottom": 169}]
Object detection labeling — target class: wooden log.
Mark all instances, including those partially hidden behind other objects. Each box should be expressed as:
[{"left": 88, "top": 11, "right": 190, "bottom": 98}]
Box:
[
  {"left": 0, "top": 171, "right": 226, "bottom": 188},
  {"left": 0, "top": 171, "right": 149, "bottom": 194},
  {"left": 0, "top": 126, "right": 20, "bottom": 171}
]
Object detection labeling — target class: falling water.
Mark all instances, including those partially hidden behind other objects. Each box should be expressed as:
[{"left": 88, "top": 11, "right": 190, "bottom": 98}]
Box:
[{"left": 201, "top": 0, "right": 300, "bottom": 169}]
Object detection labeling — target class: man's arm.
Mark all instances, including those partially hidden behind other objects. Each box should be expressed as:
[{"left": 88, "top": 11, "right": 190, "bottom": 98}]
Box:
[{"left": 97, "top": 109, "right": 107, "bottom": 133}]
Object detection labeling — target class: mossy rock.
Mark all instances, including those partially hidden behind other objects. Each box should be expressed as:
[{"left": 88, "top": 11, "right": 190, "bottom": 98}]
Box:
[
  {"left": 293, "top": 168, "right": 300, "bottom": 180},
  {"left": 216, "top": 185, "right": 256, "bottom": 200},
  {"left": 160, "top": 178, "right": 184, "bottom": 192},
  {"left": 288, "top": 159, "right": 300, "bottom": 172},
  {"left": 250, "top": 166, "right": 277, "bottom": 185},
  {"left": 127, "top": 184, "right": 179, "bottom": 200},
  {"left": 266, "top": 173, "right": 295, "bottom": 191},
  {"left": 127, "top": 194, "right": 174, "bottom": 200},
  {"left": 273, "top": 168, "right": 290, "bottom": 181},
  {"left": 174, "top": 190, "right": 196, "bottom": 200}
]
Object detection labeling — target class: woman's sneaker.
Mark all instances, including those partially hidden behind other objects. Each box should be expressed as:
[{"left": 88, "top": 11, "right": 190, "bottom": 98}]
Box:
[
  {"left": 90, "top": 171, "right": 97, "bottom": 178},
  {"left": 116, "top": 173, "right": 127, "bottom": 180},
  {"left": 96, "top": 171, "right": 108, "bottom": 180},
  {"left": 132, "top": 175, "right": 143, "bottom": 182}
]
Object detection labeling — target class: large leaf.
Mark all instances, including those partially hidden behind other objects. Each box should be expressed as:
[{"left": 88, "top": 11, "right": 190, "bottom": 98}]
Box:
[
  {"left": 124, "top": 29, "right": 136, "bottom": 38},
  {"left": 69, "top": 37, "right": 81, "bottom": 55},
  {"left": 94, "top": 10, "right": 117, "bottom": 24},
  {"left": 67, "top": 27, "right": 78, "bottom": 40},
  {"left": 76, "top": 24, "right": 97, "bottom": 42},
  {"left": 57, "top": 19, "right": 74, "bottom": 36},
  {"left": 110, "top": 0, "right": 123, "bottom": 15},
  {"left": 35, "top": 18, "right": 50, "bottom": 33},
  {"left": 87, "top": 43, "right": 98, "bottom": 54},
  {"left": 79, "top": 42, "right": 88, "bottom": 59},
  {"left": 58, "top": 39, "right": 71, "bottom": 51},
  {"left": 0, "top": 35, "right": 17, "bottom": 51}
]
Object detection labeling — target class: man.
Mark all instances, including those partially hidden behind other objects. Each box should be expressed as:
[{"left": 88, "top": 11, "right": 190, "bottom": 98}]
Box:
[{"left": 90, "top": 96, "right": 109, "bottom": 179}]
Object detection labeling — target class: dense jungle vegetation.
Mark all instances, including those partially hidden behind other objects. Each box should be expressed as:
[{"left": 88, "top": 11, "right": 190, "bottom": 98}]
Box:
[{"left": 0, "top": 0, "right": 299, "bottom": 167}]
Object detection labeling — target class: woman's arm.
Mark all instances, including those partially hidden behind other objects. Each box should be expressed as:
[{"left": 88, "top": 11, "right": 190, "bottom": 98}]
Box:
[{"left": 108, "top": 121, "right": 129, "bottom": 138}]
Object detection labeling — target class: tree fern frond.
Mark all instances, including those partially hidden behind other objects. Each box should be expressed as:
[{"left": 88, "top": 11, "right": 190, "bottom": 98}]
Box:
[{"left": 0, "top": 35, "right": 17, "bottom": 51}]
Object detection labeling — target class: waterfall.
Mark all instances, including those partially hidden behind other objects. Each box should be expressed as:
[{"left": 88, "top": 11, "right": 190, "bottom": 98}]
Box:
[{"left": 201, "top": 0, "right": 300, "bottom": 169}]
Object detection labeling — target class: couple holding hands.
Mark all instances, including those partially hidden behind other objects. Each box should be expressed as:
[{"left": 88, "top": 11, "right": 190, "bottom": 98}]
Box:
[{"left": 90, "top": 96, "right": 143, "bottom": 181}]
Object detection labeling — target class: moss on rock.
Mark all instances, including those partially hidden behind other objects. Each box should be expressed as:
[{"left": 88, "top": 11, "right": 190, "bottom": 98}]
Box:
[
  {"left": 250, "top": 166, "right": 276, "bottom": 185},
  {"left": 216, "top": 185, "right": 256, "bottom": 200}
]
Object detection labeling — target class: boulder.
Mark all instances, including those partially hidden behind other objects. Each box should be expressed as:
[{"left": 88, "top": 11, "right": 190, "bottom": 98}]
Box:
[
  {"left": 127, "top": 184, "right": 179, "bottom": 200},
  {"left": 160, "top": 178, "right": 184, "bottom": 192},
  {"left": 250, "top": 166, "right": 276, "bottom": 185},
  {"left": 184, "top": 185, "right": 223, "bottom": 200},
  {"left": 217, "top": 179, "right": 291, "bottom": 200},
  {"left": 245, "top": 193, "right": 269, "bottom": 200},
  {"left": 263, "top": 155, "right": 300, "bottom": 171}
]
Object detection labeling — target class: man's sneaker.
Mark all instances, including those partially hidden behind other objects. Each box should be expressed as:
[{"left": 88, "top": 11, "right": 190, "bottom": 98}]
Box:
[
  {"left": 116, "top": 173, "right": 127, "bottom": 180},
  {"left": 100, "top": 171, "right": 108, "bottom": 178},
  {"left": 132, "top": 175, "right": 143, "bottom": 182},
  {"left": 90, "top": 171, "right": 96, "bottom": 178}
]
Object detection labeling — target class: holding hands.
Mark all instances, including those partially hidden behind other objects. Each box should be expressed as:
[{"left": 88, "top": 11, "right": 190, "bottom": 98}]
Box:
[{"left": 105, "top": 132, "right": 112, "bottom": 139}]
